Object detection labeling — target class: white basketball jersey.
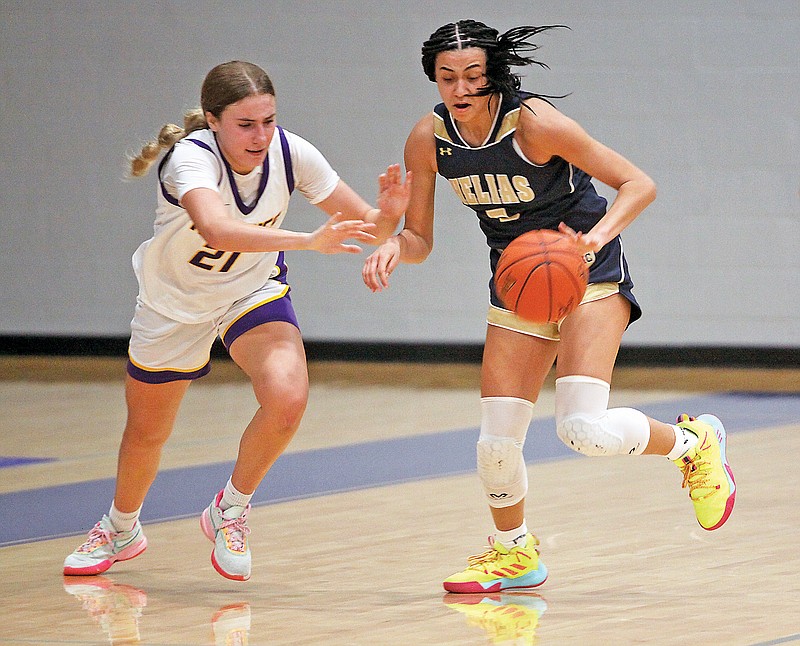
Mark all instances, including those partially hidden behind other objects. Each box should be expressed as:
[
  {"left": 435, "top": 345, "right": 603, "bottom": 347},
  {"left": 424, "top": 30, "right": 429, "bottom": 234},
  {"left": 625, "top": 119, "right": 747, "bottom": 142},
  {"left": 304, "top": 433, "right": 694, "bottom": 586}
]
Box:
[{"left": 132, "top": 127, "right": 339, "bottom": 323}]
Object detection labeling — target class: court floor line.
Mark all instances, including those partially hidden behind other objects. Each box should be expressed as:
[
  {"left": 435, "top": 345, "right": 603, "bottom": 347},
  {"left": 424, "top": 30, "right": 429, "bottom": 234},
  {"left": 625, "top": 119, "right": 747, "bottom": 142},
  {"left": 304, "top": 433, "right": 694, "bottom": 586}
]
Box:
[
  {"left": 748, "top": 634, "right": 800, "bottom": 645},
  {"left": 1, "top": 392, "right": 798, "bottom": 547}
]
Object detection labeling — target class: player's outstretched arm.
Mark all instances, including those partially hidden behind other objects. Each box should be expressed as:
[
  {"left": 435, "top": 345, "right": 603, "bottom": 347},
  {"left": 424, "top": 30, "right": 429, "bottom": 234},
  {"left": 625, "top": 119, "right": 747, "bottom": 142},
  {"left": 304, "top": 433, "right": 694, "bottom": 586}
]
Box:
[
  {"left": 315, "top": 166, "right": 411, "bottom": 244},
  {"left": 182, "top": 187, "right": 375, "bottom": 254},
  {"left": 363, "top": 117, "right": 436, "bottom": 292}
]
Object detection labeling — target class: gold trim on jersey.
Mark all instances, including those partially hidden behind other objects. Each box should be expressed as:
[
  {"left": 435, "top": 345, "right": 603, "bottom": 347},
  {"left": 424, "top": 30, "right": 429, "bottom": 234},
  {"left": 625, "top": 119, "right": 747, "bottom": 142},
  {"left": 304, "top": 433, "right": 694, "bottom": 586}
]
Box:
[
  {"left": 433, "top": 108, "right": 519, "bottom": 147},
  {"left": 494, "top": 107, "right": 520, "bottom": 142},
  {"left": 486, "top": 282, "right": 621, "bottom": 340},
  {"left": 433, "top": 113, "right": 454, "bottom": 144}
]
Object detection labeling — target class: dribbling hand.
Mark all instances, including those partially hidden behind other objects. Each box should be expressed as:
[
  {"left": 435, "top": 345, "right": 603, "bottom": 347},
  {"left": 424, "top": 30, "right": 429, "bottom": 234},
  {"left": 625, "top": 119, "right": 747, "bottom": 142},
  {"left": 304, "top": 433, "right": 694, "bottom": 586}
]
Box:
[{"left": 558, "top": 222, "right": 604, "bottom": 255}]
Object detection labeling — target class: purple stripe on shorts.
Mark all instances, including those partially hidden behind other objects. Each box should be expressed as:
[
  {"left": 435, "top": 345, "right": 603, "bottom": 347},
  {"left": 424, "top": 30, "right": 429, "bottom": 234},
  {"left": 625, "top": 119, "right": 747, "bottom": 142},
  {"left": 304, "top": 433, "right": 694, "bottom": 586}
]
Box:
[
  {"left": 126, "top": 360, "right": 211, "bottom": 384},
  {"left": 222, "top": 292, "right": 299, "bottom": 349}
]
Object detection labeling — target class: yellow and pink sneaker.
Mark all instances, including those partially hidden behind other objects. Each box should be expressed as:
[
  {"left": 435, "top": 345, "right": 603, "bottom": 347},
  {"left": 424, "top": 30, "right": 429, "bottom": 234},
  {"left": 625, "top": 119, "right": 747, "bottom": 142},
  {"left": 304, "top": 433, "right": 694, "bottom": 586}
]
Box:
[
  {"left": 674, "top": 413, "right": 736, "bottom": 530},
  {"left": 443, "top": 533, "right": 548, "bottom": 594}
]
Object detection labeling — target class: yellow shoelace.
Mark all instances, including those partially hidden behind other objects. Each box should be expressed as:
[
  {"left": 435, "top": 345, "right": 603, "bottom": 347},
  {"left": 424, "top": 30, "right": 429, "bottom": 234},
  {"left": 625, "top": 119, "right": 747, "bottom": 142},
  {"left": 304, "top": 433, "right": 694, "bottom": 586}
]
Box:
[
  {"left": 679, "top": 456, "right": 717, "bottom": 500},
  {"left": 466, "top": 536, "right": 538, "bottom": 567},
  {"left": 467, "top": 547, "right": 502, "bottom": 567}
]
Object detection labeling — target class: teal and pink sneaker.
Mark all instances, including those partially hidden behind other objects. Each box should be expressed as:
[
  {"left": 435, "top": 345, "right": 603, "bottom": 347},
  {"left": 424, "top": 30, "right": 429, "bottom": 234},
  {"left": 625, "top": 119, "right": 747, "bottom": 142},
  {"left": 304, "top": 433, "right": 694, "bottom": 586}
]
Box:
[
  {"left": 63, "top": 515, "right": 147, "bottom": 576},
  {"left": 200, "top": 491, "right": 252, "bottom": 581}
]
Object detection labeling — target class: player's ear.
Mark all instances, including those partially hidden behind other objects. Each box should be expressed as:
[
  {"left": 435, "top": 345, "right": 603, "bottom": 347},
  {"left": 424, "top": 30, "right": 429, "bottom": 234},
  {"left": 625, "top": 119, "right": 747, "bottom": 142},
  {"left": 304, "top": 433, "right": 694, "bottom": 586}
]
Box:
[{"left": 206, "top": 111, "right": 219, "bottom": 132}]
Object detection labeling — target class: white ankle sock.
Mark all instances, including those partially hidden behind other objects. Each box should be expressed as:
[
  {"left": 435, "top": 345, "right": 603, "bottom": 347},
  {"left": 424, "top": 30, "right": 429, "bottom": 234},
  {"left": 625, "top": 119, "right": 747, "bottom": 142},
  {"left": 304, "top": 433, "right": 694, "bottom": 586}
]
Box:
[
  {"left": 495, "top": 522, "right": 528, "bottom": 550},
  {"left": 220, "top": 478, "right": 253, "bottom": 511},
  {"left": 108, "top": 502, "right": 141, "bottom": 533},
  {"left": 666, "top": 425, "right": 699, "bottom": 461}
]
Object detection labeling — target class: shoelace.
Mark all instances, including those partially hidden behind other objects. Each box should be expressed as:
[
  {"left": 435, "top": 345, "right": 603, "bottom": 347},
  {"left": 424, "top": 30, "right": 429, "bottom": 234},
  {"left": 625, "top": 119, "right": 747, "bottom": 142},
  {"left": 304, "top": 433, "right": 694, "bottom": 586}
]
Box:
[
  {"left": 466, "top": 536, "right": 503, "bottom": 566},
  {"left": 77, "top": 522, "right": 113, "bottom": 553},
  {"left": 220, "top": 512, "right": 251, "bottom": 552},
  {"left": 467, "top": 548, "right": 501, "bottom": 566},
  {"left": 679, "top": 456, "right": 717, "bottom": 500},
  {"left": 466, "top": 536, "right": 537, "bottom": 567},
  {"left": 675, "top": 414, "right": 719, "bottom": 501}
]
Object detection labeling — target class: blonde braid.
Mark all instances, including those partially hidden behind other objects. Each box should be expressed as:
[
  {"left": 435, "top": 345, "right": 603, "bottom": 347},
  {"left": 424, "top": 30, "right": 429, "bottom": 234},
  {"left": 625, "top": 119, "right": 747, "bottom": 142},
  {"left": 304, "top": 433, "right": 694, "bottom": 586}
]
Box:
[{"left": 128, "top": 108, "right": 207, "bottom": 178}]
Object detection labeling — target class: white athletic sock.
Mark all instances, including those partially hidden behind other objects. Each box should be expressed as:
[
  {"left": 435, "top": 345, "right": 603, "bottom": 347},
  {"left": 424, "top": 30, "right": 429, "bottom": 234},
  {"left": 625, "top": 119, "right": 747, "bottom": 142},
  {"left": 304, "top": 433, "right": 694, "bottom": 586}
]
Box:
[
  {"left": 495, "top": 521, "right": 529, "bottom": 550},
  {"left": 220, "top": 477, "right": 253, "bottom": 511},
  {"left": 665, "top": 425, "right": 699, "bottom": 461},
  {"left": 108, "top": 501, "right": 141, "bottom": 533}
]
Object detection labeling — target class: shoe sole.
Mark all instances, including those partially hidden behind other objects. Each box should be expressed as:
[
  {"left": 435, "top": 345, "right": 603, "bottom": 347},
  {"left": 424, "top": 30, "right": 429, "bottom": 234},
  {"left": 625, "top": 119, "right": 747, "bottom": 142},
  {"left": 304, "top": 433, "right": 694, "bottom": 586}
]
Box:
[
  {"left": 200, "top": 507, "right": 215, "bottom": 542},
  {"left": 200, "top": 508, "right": 250, "bottom": 582},
  {"left": 696, "top": 414, "right": 736, "bottom": 531},
  {"left": 63, "top": 537, "right": 148, "bottom": 576},
  {"left": 443, "top": 562, "right": 548, "bottom": 594}
]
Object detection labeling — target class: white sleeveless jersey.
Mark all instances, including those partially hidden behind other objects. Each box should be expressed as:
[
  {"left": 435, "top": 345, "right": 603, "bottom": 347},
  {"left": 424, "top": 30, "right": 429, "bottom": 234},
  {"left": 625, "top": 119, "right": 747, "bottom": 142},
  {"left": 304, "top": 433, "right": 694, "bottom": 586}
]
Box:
[{"left": 132, "top": 127, "right": 339, "bottom": 323}]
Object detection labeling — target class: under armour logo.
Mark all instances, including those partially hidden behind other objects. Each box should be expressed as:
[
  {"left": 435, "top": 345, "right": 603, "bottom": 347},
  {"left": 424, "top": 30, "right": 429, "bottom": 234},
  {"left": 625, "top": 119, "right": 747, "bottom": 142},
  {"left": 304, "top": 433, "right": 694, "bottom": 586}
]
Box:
[{"left": 439, "top": 147, "right": 452, "bottom": 156}]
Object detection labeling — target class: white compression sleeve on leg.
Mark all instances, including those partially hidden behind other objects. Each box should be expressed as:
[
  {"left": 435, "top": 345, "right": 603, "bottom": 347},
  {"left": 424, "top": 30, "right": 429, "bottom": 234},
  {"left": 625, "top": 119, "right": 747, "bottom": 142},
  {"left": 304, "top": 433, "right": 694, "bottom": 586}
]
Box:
[
  {"left": 477, "top": 396, "right": 534, "bottom": 508},
  {"left": 555, "top": 376, "right": 650, "bottom": 456}
]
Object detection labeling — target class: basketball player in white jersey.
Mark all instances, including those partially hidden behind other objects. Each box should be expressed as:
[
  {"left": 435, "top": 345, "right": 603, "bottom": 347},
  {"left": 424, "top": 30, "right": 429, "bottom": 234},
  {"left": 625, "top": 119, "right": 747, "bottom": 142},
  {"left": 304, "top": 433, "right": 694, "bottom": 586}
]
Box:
[{"left": 64, "top": 60, "right": 410, "bottom": 581}]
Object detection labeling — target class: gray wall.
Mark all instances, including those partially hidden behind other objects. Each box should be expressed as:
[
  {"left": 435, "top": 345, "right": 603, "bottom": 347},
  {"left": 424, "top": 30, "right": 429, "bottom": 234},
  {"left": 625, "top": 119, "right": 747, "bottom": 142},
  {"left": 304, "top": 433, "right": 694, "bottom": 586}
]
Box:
[{"left": 2, "top": 1, "right": 798, "bottom": 347}]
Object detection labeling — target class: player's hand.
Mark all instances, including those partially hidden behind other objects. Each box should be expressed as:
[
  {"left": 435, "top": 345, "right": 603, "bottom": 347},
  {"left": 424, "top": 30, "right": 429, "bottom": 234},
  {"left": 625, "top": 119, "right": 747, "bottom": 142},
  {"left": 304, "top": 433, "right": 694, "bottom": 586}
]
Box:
[
  {"left": 309, "top": 212, "right": 377, "bottom": 254},
  {"left": 558, "top": 222, "right": 603, "bottom": 254},
  {"left": 376, "top": 164, "right": 412, "bottom": 222},
  {"left": 362, "top": 237, "right": 402, "bottom": 292}
]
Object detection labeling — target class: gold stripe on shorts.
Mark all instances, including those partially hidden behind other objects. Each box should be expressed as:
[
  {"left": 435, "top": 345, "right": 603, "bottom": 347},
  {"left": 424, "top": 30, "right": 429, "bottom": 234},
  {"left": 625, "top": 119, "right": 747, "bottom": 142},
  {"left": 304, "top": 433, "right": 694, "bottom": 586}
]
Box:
[
  {"left": 127, "top": 353, "right": 209, "bottom": 374},
  {"left": 580, "top": 282, "right": 620, "bottom": 305},
  {"left": 487, "top": 282, "right": 621, "bottom": 340}
]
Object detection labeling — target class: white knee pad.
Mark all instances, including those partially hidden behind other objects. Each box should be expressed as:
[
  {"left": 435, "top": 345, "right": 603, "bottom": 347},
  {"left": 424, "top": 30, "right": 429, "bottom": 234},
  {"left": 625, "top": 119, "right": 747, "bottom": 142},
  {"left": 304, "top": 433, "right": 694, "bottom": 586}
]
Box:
[
  {"left": 477, "top": 396, "right": 533, "bottom": 508},
  {"left": 555, "top": 376, "right": 649, "bottom": 457}
]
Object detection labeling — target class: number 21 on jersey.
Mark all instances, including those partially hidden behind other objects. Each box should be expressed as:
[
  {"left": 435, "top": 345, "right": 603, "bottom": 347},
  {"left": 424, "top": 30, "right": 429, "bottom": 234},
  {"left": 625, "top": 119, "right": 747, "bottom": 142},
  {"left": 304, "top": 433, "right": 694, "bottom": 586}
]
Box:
[{"left": 189, "top": 247, "right": 241, "bottom": 273}]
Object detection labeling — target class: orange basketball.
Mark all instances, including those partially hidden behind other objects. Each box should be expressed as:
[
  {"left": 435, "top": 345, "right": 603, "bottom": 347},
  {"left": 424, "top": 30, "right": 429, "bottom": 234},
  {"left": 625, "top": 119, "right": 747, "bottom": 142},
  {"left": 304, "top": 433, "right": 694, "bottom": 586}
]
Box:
[{"left": 494, "top": 229, "right": 589, "bottom": 323}]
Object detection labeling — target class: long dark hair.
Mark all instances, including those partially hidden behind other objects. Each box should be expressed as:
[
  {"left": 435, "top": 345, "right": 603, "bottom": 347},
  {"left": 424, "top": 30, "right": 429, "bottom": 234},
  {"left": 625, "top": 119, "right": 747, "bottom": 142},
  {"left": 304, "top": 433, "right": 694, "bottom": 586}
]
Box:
[{"left": 421, "top": 20, "right": 567, "bottom": 99}]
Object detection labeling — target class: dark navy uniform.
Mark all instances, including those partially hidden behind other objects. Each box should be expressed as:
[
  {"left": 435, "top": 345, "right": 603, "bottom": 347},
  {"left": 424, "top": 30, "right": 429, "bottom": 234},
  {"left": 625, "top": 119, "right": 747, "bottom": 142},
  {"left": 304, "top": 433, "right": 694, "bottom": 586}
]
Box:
[{"left": 433, "top": 92, "right": 641, "bottom": 324}]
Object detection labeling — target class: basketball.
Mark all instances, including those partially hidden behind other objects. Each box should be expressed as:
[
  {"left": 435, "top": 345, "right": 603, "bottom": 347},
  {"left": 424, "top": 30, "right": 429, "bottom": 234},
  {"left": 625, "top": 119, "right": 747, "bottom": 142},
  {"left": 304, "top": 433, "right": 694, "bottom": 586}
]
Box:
[{"left": 494, "top": 229, "right": 589, "bottom": 323}]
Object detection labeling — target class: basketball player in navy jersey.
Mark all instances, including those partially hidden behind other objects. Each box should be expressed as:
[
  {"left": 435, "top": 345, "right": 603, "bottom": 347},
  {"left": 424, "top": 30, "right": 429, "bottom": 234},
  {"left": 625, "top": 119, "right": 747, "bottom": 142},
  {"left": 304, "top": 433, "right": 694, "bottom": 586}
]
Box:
[
  {"left": 363, "top": 21, "right": 735, "bottom": 593},
  {"left": 64, "top": 60, "right": 410, "bottom": 582}
]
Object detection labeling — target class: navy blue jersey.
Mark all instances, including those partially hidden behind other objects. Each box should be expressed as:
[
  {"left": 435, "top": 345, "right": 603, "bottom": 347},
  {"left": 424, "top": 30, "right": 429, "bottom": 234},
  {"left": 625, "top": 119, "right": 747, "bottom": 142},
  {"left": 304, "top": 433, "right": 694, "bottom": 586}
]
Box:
[
  {"left": 434, "top": 92, "right": 608, "bottom": 248},
  {"left": 433, "top": 92, "right": 640, "bottom": 323}
]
